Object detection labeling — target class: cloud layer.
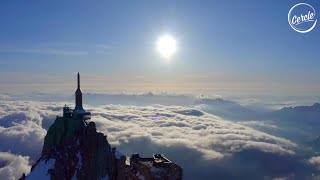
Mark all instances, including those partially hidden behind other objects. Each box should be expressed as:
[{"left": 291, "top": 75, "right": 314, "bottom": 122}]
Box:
[
  {"left": 0, "top": 152, "right": 30, "bottom": 180},
  {"left": 0, "top": 100, "right": 318, "bottom": 179},
  {"left": 90, "top": 104, "right": 296, "bottom": 160}
]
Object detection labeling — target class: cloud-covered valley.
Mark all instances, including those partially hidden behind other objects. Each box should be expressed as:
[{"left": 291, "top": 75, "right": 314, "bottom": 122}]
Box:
[
  {"left": 90, "top": 105, "right": 296, "bottom": 159},
  {"left": 0, "top": 96, "right": 320, "bottom": 179}
]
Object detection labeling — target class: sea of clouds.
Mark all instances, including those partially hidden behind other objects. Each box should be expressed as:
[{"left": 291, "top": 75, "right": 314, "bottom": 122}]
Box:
[{"left": 1, "top": 93, "right": 320, "bottom": 179}]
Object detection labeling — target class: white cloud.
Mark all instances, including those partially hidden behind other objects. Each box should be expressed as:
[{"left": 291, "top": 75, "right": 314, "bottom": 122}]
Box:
[
  {"left": 90, "top": 104, "right": 296, "bottom": 160},
  {"left": 0, "top": 100, "right": 297, "bottom": 161},
  {"left": 0, "top": 101, "right": 59, "bottom": 159},
  {"left": 0, "top": 152, "right": 31, "bottom": 180},
  {"left": 0, "top": 99, "right": 313, "bottom": 179},
  {"left": 309, "top": 156, "right": 320, "bottom": 170},
  {"left": 0, "top": 48, "right": 88, "bottom": 56},
  {"left": 237, "top": 121, "right": 281, "bottom": 130}
]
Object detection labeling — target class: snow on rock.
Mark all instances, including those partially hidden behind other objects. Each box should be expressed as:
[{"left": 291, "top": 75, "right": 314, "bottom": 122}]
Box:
[
  {"left": 101, "top": 176, "right": 109, "bottom": 180},
  {"left": 26, "top": 159, "right": 55, "bottom": 180},
  {"left": 115, "top": 151, "right": 124, "bottom": 160}
]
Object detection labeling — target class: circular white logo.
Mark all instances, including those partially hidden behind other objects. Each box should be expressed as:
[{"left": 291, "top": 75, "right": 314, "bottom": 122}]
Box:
[{"left": 288, "top": 3, "right": 317, "bottom": 33}]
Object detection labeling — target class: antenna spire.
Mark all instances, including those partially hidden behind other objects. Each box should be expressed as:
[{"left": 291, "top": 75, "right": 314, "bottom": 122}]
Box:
[{"left": 77, "top": 72, "right": 80, "bottom": 89}]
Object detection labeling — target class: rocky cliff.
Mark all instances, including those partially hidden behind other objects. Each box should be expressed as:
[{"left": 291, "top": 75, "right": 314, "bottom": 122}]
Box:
[
  {"left": 23, "top": 116, "right": 118, "bottom": 180},
  {"left": 22, "top": 116, "right": 183, "bottom": 180}
]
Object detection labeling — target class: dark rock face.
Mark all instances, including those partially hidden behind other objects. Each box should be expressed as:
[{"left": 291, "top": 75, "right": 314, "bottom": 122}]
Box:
[
  {"left": 128, "top": 154, "right": 183, "bottom": 180},
  {"left": 24, "top": 116, "right": 183, "bottom": 180},
  {"left": 27, "top": 117, "right": 116, "bottom": 180}
]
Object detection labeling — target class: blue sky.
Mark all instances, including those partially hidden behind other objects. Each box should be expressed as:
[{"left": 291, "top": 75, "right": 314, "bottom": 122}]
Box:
[{"left": 0, "top": 0, "right": 320, "bottom": 95}]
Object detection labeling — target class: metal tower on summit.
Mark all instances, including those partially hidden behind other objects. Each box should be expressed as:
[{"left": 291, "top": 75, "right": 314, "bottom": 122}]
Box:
[
  {"left": 75, "top": 72, "right": 83, "bottom": 110},
  {"left": 63, "top": 73, "right": 91, "bottom": 120}
]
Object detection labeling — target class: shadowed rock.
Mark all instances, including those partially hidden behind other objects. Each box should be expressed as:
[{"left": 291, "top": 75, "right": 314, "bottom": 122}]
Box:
[{"left": 26, "top": 116, "right": 116, "bottom": 180}]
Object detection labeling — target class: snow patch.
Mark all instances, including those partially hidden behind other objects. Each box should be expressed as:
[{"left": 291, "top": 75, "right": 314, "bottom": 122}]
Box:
[
  {"left": 76, "top": 151, "right": 82, "bottom": 168},
  {"left": 27, "top": 159, "right": 55, "bottom": 180},
  {"left": 115, "top": 151, "right": 124, "bottom": 160},
  {"left": 101, "top": 175, "right": 109, "bottom": 180}
]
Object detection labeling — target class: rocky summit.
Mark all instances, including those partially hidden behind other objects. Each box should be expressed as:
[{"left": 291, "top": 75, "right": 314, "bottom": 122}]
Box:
[
  {"left": 24, "top": 116, "right": 116, "bottom": 180},
  {"left": 21, "top": 114, "right": 183, "bottom": 180},
  {"left": 20, "top": 73, "right": 183, "bottom": 180}
]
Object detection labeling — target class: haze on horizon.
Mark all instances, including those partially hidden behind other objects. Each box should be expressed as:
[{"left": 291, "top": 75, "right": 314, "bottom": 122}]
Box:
[{"left": 0, "top": 0, "right": 320, "bottom": 96}]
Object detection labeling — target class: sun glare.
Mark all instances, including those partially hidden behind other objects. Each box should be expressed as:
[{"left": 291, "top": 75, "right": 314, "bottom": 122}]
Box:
[{"left": 156, "top": 34, "right": 177, "bottom": 60}]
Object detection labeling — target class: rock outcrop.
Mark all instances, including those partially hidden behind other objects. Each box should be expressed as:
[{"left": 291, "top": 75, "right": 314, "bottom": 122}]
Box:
[
  {"left": 22, "top": 115, "right": 183, "bottom": 180},
  {"left": 24, "top": 116, "right": 117, "bottom": 180}
]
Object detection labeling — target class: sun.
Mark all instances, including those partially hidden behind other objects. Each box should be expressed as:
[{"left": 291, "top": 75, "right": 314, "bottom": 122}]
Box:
[{"left": 156, "top": 34, "right": 177, "bottom": 60}]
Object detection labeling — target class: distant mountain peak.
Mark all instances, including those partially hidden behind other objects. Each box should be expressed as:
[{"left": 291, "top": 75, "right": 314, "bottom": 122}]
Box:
[{"left": 280, "top": 103, "right": 320, "bottom": 112}]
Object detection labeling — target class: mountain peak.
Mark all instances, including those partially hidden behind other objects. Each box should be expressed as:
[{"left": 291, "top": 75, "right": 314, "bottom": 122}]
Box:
[
  {"left": 23, "top": 112, "right": 183, "bottom": 180},
  {"left": 25, "top": 116, "right": 116, "bottom": 180},
  {"left": 21, "top": 73, "right": 182, "bottom": 180}
]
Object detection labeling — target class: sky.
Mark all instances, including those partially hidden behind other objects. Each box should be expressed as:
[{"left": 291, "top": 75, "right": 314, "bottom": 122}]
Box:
[
  {"left": 3, "top": 2, "right": 320, "bottom": 179},
  {"left": 0, "top": 0, "right": 320, "bottom": 96}
]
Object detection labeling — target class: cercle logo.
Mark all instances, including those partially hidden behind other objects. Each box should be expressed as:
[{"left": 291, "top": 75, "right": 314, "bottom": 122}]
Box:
[{"left": 288, "top": 3, "right": 317, "bottom": 33}]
